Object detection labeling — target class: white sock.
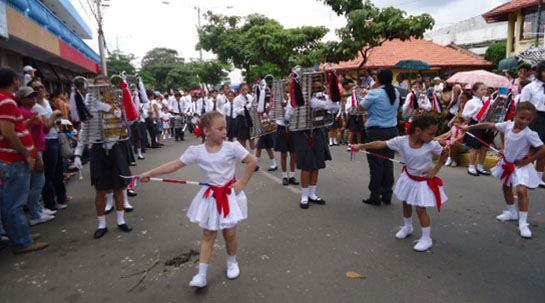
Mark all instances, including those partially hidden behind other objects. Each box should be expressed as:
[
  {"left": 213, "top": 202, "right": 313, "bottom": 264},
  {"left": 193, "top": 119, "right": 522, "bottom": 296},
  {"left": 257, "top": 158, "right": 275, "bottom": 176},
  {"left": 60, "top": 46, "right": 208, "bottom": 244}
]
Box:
[
  {"left": 404, "top": 217, "right": 413, "bottom": 228},
  {"left": 97, "top": 215, "right": 106, "bottom": 229},
  {"left": 251, "top": 149, "right": 256, "bottom": 156},
  {"left": 477, "top": 164, "right": 485, "bottom": 171},
  {"left": 105, "top": 193, "right": 114, "bottom": 211},
  {"left": 198, "top": 262, "right": 209, "bottom": 277},
  {"left": 123, "top": 190, "right": 133, "bottom": 209},
  {"left": 116, "top": 210, "right": 126, "bottom": 225},
  {"left": 421, "top": 226, "right": 431, "bottom": 240},
  {"left": 519, "top": 211, "right": 528, "bottom": 226},
  {"left": 290, "top": 171, "right": 296, "bottom": 178},
  {"left": 282, "top": 172, "right": 288, "bottom": 178},
  {"left": 271, "top": 159, "right": 277, "bottom": 167},
  {"left": 257, "top": 157, "right": 261, "bottom": 165},
  {"left": 446, "top": 157, "right": 452, "bottom": 162},
  {"left": 329, "top": 137, "right": 333, "bottom": 145},
  {"left": 469, "top": 164, "right": 476, "bottom": 171},
  {"left": 507, "top": 204, "right": 517, "bottom": 215},
  {"left": 137, "top": 148, "right": 143, "bottom": 157},
  {"left": 301, "top": 187, "right": 309, "bottom": 203},
  {"left": 333, "top": 137, "right": 338, "bottom": 144},
  {"left": 309, "top": 185, "right": 318, "bottom": 199},
  {"left": 227, "top": 255, "right": 237, "bottom": 264}
]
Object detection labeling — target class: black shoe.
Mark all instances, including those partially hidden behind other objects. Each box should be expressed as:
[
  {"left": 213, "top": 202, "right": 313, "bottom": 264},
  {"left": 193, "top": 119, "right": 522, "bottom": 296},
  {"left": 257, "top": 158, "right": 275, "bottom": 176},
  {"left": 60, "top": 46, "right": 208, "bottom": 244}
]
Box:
[
  {"left": 255, "top": 166, "right": 260, "bottom": 172},
  {"left": 158, "top": 144, "right": 164, "bottom": 147},
  {"left": 94, "top": 228, "right": 108, "bottom": 239},
  {"left": 150, "top": 145, "right": 160, "bottom": 149},
  {"left": 300, "top": 202, "right": 309, "bottom": 209},
  {"left": 129, "top": 162, "right": 137, "bottom": 166},
  {"left": 282, "top": 177, "right": 289, "bottom": 186},
  {"left": 267, "top": 166, "right": 278, "bottom": 172},
  {"left": 289, "top": 177, "right": 300, "bottom": 185},
  {"left": 175, "top": 139, "right": 179, "bottom": 142},
  {"left": 105, "top": 207, "right": 113, "bottom": 215},
  {"left": 362, "top": 198, "right": 381, "bottom": 206},
  {"left": 477, "top": 168, "right": 490, "bottom": 176},
  {"left": 540, "top": 183, "right": 545, "bottom": 189},
  {"left": 127, "top": 189, "right": 137, "bottom": 197},
  {"left": 124, "top": 207, "right": 134, "bottom": 213},
  {"left": 117, "top": 223, "right": 132, "bottom": 232},
  {"left": 381, "top": 199, "right": 391, "bottom": 205},
  {"left": 309, "top": 196, "right": 326, "bottom": 205},
  {"left": 467, "top": 169, "right": 479, "bottom": 176}
]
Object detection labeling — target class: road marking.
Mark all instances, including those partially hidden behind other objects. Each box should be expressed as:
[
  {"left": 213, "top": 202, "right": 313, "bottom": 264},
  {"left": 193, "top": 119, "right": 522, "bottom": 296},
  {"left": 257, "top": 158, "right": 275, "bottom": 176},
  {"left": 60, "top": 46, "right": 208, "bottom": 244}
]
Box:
[{"left": 260, "top": 170, "right": 301, "bottom": 194}]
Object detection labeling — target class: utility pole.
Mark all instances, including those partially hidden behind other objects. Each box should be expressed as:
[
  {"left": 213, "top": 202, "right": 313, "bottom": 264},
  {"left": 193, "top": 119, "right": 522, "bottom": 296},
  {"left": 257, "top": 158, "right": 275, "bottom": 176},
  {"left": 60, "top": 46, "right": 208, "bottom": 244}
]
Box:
[
  {"left": 196, "top": 6, "right": 203, "bottom": 61},
  {"left": 96, "top": 0, "right": 107, "bottom": 76},
  {"left": 537, "top": 0, "right": 543, "bottom": 46}
]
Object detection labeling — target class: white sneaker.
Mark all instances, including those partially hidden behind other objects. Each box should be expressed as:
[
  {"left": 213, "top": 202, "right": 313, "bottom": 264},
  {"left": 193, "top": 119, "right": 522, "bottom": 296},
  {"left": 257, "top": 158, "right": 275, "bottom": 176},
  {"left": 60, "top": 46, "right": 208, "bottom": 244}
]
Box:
[
  {"left": 519, "top": 223, "right": 532, "bottom": 239},
  {"left": 188, "top": 274, "right": 207, "bottom": 288},
  {"left": 413, "top": 237, "right": 433, "bottom": 252},
  {"left": 496, "top": 210, "right": 518, "bottom": 222},
  {"left": 395, "top": 225, "right": 413, "bottom": 239},
  {"left": 226, "top": 262, "right": 240, "bottom": 279},
  {"left": 445, "top": 157, "right": 452, "bottom": 166},
  {"left": 41, "top": 208, "right": 57, "bottom": 216},
  {"left": 29, "top": 213, "right": 55, "bottom": 226}
]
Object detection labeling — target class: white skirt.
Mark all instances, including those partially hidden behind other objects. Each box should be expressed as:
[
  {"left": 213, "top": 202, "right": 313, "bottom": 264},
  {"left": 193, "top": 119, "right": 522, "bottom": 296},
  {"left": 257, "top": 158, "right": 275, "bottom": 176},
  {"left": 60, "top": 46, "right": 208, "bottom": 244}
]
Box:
[
  {"left": 491, "top": 159, "right": 540, "bottom": 188},
  {"left": 187, "top": 187, "right": 248, "bottom": 231},
  {"left": 393, "top": 172, "right": 448, "bottom": 208}
]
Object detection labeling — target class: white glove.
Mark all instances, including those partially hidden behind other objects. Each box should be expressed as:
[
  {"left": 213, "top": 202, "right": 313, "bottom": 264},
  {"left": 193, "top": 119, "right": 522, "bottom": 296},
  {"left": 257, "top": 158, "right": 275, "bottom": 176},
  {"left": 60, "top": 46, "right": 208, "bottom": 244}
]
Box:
[{"left": 74, "top": 157, "right": 82, "bottom": 170}]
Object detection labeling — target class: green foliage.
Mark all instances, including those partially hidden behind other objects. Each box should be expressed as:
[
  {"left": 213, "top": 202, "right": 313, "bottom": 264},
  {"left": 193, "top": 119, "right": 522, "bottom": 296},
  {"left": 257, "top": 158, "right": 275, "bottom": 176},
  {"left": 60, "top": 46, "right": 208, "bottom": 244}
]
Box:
[
  {"left": 198, "top": 12, "right": 328, "bottom": 82},
  {"left": 106, "top": 51, "right": 136, "bottom": 77},
  {"left": 140, "top": 48, "right": 184, "bottom": 91},
  {"left": 484, "top": 43, "right": 507, "bottom": 68},
  {"left": 192, "top": 60, "right": 231, "bottom": 87},
  {"left": 318, "top": 1, "right": 435, "bottom": 70}
]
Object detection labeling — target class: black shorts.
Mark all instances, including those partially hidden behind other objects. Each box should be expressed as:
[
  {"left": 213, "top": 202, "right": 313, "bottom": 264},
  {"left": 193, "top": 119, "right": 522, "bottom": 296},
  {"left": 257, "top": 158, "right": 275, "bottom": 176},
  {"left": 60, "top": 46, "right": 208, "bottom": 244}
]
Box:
[
  {"left": 465, "top": 119, "right": 494, "bottom": 149},
  {"left": 257, "top": 133, "right": 275, "bottom": 150},
  {"left": 274, "top": 125, "right": 295, "bottom": 153},
  {"left": 235, "top": 116, "right": 251, "bottom": 140},
  {"left": 347, "top": 115, "right": 365, "bottom": 133},
  {"left": 90, "top": 143, "right": 132, "bottom": 190},
  {"left": 530, "top": 112, "right": 545, "bottom": 143},
  {"left": 293, "top": 128, "right": 331, "bottom": 171}
]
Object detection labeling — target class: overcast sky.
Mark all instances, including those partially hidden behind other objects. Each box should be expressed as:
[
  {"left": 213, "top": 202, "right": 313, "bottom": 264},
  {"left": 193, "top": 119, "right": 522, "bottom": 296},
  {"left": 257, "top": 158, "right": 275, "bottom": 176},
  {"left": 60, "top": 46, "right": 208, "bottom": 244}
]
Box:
[{"left": 74, "top": 0, "right": 511, "bottom": 82}]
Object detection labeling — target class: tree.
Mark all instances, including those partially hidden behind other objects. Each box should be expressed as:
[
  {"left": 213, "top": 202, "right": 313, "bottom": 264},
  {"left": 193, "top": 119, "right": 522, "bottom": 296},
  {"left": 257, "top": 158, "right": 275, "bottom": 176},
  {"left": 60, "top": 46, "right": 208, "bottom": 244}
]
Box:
[
  {"left": 106, "top": 51, "right": 136, "bottom": 77},
  {"left": 318, "top": 0, "right": 435, "bottom": 73},
  {"left": 165, "top": 64, "right": 200, "bottom": 92},
  {"left": 198, "top": 12, "right": 328, "bottom": 82},
  {"left": 193, "top": 59, "right": 231, "bottom": 87},
  {"left": 140, "top": 48, "right": 185, "bottom": 91},
  {"left": 484, "top": 42, "right": 507, "bottom": 68}
]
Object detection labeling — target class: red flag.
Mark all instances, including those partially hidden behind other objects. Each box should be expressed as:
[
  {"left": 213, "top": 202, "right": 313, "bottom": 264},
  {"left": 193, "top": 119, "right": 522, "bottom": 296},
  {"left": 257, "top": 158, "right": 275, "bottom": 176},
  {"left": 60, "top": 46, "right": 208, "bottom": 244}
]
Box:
[{"left": 120, "top": 79, "right": 139, "bottom": 121}]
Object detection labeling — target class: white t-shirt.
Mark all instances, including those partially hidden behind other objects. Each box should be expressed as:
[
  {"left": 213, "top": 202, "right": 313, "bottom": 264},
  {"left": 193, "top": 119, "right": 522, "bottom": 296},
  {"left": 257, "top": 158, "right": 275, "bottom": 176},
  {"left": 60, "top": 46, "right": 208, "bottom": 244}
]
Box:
[
  {"left": 462, "top": 96, "right": 485, "bottom": 121},
  {"left": 520, "top": 79, "right": 545, "bottom": 111},
  {"left": 35, "top": 100, "right": 59, "bottom": 139},
  {"left": 496, "top": 121, "right": 543, "bottom": 163},
  {"left": 180, "top": 142, "right": 249, "bottom": 186},
  {"left": 386, "top": 136, "right": 443, "bottom": 177}
]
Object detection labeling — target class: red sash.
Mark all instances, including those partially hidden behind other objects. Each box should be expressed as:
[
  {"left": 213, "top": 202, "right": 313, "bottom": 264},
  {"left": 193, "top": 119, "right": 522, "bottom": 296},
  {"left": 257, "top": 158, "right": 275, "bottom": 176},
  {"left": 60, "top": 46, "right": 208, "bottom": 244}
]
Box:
[
  {"left": 402, "top": 166, "right": 444, "bottom": 212},
  {"left": 475, "top": 96, "right": 493, "bottom": 121},
  {"left": 204, "top": 177, "right": 237, "bottom": 218},
  {"left": 499, "top": 155, "right": 527, "bottom": 186}
]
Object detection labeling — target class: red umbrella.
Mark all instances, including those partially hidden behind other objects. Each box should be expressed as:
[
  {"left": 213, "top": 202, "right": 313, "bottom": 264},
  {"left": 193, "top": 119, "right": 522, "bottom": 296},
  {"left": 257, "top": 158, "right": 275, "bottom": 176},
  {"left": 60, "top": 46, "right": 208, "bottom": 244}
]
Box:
[{"left": 446, "top": 70, "right": 512, "bottom": 89}]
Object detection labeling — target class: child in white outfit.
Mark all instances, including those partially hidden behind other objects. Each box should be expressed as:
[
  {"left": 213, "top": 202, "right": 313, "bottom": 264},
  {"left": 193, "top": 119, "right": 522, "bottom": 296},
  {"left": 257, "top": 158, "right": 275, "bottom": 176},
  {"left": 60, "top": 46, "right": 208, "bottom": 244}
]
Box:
[
  {"left": 463, "top": 102, "right": 545, "bottom": 238},
  {"left": 139, "top": 111, "right": 257, "bottom": 288},
  {"left": 354, "top": 115, "right": 449, "bottom": 252}
]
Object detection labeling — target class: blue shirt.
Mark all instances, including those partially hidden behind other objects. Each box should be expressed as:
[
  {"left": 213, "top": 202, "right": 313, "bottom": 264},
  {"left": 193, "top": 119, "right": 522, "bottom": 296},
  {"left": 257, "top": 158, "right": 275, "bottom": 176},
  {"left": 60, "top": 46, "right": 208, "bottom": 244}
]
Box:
[{"left": 361, "top": 85, "right": 400, "bottom": 128}]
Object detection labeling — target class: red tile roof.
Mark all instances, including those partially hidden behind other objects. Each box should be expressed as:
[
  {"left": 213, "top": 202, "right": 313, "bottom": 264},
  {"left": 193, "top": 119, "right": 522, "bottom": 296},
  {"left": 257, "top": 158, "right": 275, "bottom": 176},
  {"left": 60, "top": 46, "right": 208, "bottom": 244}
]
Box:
[
  {"left": 326, "top": 39, "right": 492, "bottom": 71},
  {"left": 483, "top": 0, "right": 538, "bottom": 22}
]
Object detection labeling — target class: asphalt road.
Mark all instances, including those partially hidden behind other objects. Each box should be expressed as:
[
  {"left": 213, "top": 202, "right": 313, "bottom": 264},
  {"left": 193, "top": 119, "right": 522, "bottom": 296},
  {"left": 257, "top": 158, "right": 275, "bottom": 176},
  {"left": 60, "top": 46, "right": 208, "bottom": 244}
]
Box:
[{"left": 1, "top": 135, "right": 544, "bottom": 303}]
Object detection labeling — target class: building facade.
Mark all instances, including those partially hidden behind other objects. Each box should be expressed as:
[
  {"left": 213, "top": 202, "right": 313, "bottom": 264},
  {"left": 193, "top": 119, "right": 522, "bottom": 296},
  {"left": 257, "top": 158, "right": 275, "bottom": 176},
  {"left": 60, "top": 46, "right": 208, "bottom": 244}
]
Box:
[{"left": 0, "top": 0, "right": 100, "bottom": 93}]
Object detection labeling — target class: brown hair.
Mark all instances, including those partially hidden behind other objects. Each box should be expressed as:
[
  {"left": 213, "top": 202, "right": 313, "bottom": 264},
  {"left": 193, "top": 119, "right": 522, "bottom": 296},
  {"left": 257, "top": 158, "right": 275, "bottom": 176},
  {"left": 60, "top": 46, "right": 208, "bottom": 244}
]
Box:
[
  {"left": 516, "top": 101, "right": 537, "bottom": 114},
  {"left": 201, "top": 111, "right": 225, "bottom": 129}
]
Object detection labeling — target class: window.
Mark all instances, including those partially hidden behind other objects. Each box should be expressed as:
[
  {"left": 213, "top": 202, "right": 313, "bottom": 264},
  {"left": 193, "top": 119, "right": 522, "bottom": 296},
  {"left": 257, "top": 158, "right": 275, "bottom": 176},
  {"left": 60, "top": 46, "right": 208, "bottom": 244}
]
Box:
[{"left": 522, "top": 8, "right": 545, "bottom": 40}]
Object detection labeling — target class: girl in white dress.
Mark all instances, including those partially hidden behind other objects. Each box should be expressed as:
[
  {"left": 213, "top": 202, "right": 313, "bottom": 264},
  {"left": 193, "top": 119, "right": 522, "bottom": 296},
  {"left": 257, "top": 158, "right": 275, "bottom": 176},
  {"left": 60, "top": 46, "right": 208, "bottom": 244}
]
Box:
[
  {"left": 463, "top": 102, "right": 545, "bottom": 239},
  {"left": 139, "top": 111, "right": 257, "bottom": 288},
  {"left": 353, "top": 115, "right": 449, "bottom": 252}
]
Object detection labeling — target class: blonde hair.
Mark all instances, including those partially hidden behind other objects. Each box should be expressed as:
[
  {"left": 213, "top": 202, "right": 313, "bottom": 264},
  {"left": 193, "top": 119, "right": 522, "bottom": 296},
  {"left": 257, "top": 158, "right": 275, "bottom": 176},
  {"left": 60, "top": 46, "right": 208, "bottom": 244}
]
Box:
[{"left": 201, "top": 111, "right": 225, "bottom": 129}]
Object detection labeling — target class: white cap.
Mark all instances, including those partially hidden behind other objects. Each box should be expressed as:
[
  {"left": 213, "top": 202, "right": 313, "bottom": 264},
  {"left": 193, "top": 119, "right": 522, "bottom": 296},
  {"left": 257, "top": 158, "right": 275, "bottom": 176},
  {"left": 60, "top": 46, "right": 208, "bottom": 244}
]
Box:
[
  {"left": 433, "top": 76, "right": 441, "bottom": 81},
  {"left": 23, "top": 65, "right": 36, "bottom": 72},
  {"left": 60, "top": 119, "right": 73, "bottom": 126}
]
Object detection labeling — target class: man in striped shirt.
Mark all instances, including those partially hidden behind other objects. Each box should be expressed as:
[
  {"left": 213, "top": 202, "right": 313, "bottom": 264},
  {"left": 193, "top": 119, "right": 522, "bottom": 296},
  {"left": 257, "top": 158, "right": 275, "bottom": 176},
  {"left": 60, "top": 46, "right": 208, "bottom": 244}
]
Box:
[{"left": 0, "top": 67, "right": 48, "bottom": 254}]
